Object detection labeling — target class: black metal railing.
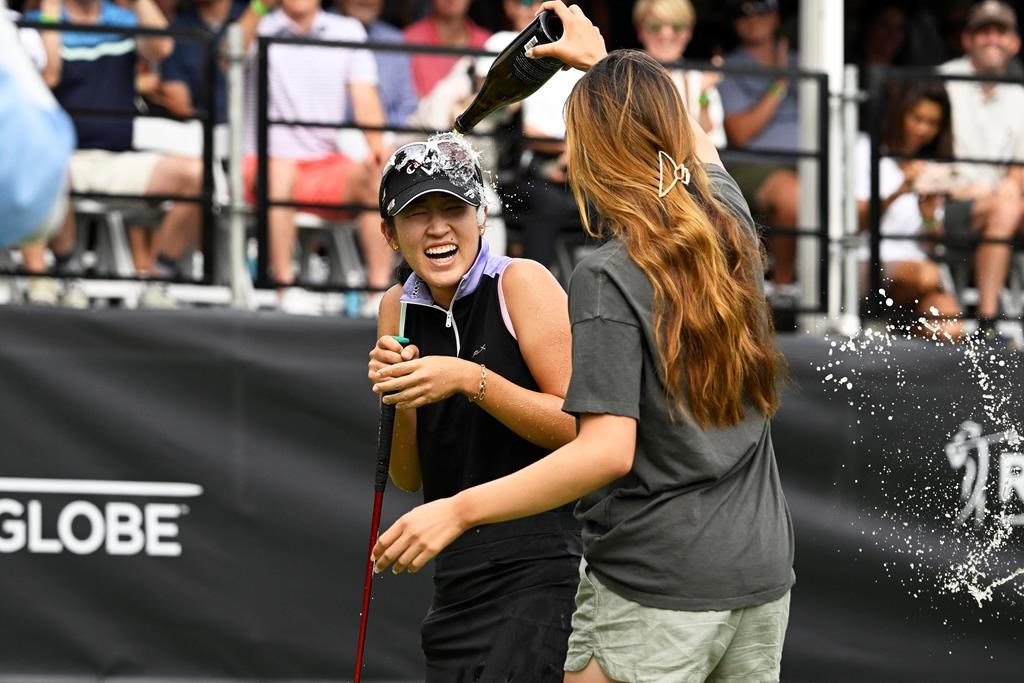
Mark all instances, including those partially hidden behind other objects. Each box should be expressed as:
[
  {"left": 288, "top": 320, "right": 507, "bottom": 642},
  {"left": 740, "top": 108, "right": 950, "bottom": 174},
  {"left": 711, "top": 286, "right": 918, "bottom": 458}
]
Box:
[
  {"left": 10, "top": 25, "right": 832, "bottom": 303},
  {"left": 255, "top": 38, "right": 831, "bottom": 308}
]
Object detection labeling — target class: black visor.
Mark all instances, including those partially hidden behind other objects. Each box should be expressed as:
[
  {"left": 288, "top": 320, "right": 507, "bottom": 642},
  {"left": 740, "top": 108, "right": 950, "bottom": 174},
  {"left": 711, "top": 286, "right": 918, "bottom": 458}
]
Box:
[{"left": 379, "top": 138, "right": 486, "bottom": 219}]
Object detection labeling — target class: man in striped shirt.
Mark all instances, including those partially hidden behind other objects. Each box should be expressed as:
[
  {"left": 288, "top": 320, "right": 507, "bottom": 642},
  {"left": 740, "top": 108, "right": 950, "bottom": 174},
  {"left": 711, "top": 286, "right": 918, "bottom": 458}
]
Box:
[{"left": 25, "top": 0, "right": 204, "bottom": 288}]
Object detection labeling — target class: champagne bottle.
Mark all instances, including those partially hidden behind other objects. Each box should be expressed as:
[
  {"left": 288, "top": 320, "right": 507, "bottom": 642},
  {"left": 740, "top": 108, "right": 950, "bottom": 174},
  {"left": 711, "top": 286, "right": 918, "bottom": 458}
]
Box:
[{"left": 454, "top": 10, "right": 565, "bottom": 134}]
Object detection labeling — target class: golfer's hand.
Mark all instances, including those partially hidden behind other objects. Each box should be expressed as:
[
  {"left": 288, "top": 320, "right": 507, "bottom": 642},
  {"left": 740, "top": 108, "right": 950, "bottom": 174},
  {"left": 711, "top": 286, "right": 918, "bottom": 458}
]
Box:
[
  {"left": 372, "top": 497, "right": 468, "bottom": 574},
  {"left": 529, "top": 1, "right": 606, "bottom": 71},
  {"left": 367, "top": 336, "right": 419, "bottom": 388},
  {"left": 372, "top": 356, "right": 475, "bottom": 409}
]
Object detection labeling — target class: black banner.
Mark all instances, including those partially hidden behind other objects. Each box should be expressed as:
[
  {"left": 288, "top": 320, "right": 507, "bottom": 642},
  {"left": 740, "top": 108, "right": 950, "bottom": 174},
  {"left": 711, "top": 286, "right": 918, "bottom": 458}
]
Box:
[
  {"left": 0, "top": 308, "right": 429, "bottom": 680},
  {"left": 0, "top": 309, "right": 1021, "bottom": 681},
  {"left": 776, "top": 335, "right": 1023, "bottom": 682}
]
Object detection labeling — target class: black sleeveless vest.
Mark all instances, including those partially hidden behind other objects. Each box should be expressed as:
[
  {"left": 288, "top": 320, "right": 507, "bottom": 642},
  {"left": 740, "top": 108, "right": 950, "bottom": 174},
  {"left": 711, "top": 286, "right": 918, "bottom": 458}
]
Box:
[{"left": 400, "top": 241, "right": 579, "bottom": 552}]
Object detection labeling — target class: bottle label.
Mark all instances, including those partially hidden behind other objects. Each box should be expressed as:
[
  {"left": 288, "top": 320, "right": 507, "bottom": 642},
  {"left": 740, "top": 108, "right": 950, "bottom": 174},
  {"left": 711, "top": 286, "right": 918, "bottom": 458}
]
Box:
[
  {"left": 524, "top": 36, "right": 539, "bottom": 53},
  {"left": 513, "top": 51, "right": 561, "bottom": 84}
]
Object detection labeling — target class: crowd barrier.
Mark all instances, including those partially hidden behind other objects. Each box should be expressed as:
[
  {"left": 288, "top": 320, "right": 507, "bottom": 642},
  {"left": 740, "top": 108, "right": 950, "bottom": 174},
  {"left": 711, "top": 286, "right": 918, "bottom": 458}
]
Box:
[
  {"left": 21, "top": 23, "right": 1021, "bottom": 329},
  {"left": 0, "top": 308, "right": 1021, "bottom": 681},
  {"left": 12, "top": 21, "right": 833, "bottom": 313}
]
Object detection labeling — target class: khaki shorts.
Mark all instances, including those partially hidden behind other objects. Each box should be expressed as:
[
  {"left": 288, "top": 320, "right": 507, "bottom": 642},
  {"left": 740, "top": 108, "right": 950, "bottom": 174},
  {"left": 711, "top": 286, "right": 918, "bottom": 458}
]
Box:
[
  {"left": 69, "top": 150, "right": 163, "bottom": 196},
  {"left": 565, "top": 561, "right": 791, "bottom": 683}
]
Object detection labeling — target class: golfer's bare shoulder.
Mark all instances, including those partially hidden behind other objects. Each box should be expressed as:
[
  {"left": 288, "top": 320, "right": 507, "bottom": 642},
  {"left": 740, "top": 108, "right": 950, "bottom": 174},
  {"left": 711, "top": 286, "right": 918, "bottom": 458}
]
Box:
[{"left": 500, "top": 259, "right": 571, "bottom": 397}]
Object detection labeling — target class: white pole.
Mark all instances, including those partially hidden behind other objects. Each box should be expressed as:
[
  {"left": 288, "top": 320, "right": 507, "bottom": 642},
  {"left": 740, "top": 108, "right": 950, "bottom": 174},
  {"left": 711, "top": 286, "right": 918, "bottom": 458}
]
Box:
[
  {"left": 798, "top": 0, "right": 845, "bottom": 333},
  {"left": 226, "top": 24, "right": 256, "bottom": 310},
  {"left": 839, "top": 64, "right": 863, "bottom": 337}
]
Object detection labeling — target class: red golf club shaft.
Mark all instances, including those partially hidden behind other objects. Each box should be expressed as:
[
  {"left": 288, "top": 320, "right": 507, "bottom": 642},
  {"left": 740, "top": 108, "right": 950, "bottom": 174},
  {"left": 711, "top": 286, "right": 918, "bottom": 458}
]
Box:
[
  {"left": 354, "top": 369, "right": 401, "bottom": 682},
  {"left": 354, "top": 489, "right": 385, "bottom": 682}
]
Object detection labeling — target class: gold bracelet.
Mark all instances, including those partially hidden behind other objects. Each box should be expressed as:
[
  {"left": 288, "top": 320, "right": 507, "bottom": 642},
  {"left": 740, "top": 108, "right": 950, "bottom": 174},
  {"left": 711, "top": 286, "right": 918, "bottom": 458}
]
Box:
[{"left": 468, "top": 364, "right": 487, "bottom": 403}]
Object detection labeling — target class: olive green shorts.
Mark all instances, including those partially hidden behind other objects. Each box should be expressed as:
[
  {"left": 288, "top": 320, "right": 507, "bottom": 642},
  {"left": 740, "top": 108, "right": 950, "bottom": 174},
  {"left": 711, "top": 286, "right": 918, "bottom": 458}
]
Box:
[
  {"left": 727, "top": 162, "right": 797, "bottom": 216},
  {"left": 564, "top": 561, "right": 791, "bottom": 683}
]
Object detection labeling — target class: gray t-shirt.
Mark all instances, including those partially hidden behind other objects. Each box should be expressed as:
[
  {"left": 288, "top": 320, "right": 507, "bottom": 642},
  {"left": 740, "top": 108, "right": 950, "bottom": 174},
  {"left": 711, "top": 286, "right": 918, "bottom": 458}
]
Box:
[
  {"left": 563, "top": 164, "right": 795, "bottom": 611},
  {"left": 718, "top": 48, "right": 800, "bottom": 164}
]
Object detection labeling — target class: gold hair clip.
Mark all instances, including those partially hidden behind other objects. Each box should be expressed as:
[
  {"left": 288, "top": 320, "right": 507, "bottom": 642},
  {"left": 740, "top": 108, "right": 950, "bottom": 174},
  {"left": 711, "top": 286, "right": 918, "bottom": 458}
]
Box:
[{"left": 658, "top": 150, "right": 691, "bottom": 198}]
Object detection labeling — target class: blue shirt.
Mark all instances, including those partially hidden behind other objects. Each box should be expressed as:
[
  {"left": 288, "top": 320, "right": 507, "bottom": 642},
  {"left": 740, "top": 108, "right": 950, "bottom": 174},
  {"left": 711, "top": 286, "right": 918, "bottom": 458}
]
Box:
[
  {"left": 0, "top": 19, "right": 75, "bottom": 242},
  {"left": 347, "top": 19, "right": 417, "bottom": 126},
  {"left": 718, "top": 48, "right": 800, "bottom": 163},
  {"left": 161, "top": 2, "right": 246, "bottom": 125},
  {"left": 28, "top": 1, "right": 139, "bottom": 151}
]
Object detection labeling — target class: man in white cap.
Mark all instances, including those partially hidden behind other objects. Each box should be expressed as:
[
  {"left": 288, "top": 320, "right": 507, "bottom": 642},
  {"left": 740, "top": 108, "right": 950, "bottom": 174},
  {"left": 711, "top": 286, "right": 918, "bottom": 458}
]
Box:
[{"left": 939, "top": 0, "right": 1024, "bottom": 344}]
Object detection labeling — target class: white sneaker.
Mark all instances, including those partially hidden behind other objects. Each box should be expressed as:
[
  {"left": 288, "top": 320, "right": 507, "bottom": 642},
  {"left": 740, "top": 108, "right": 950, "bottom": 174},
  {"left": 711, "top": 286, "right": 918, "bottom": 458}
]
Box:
[
  {"left": 139, "top": 282, "right": 178, "bottom": 309},
  {"left": 278, "top": 286, "right": 323, "bottom": 316},
  {"left": 360, "top": 291, "right": 384, "bottom": 319},
  {"left": 26, "top": 277, "right": 60, "bottom": 306},
  {"left": 61, "top": 280, "right": 90, "bottom": 309}
]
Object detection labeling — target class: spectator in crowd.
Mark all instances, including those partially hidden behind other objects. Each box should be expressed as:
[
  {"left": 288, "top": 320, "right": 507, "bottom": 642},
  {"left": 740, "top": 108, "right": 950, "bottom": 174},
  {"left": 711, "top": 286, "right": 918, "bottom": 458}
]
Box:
[
  {"left": 852, "top": 3, "right": 909, "bottom": 133},
  {"left": 939, "top": 0, "right": 1024, "bottom": 342},
  {"left": 856, "top": 2, "right": 909, "bottom": 70},
  {"left": 633, "top": 0, "right": 726, "bottom": 148},
  {"left": 403, "top": 0, "right": 490, "bottom": 97},
  {"left": 158, "top": 0, "right": 247, "bottom": 123},
  {"left": 855, "top": 82, "right": 964, "bottom": 341},
  {"left": 337, "top": 0, "right": 418, "bottom": 127},
  {"left": 0, "top": 3, "right": 74, "bottom": 252},
  {"left": 718, "top": 0, "right": 799, "bottom": 291},
  {"left": 24, "top": 0, "right": 202, "bottom": 307},
  {"left": 241, "top": 0, "right": 391, "bottom": 312},
  {"left": 123, "top": 0, "right": 245, "bottom": 277}
]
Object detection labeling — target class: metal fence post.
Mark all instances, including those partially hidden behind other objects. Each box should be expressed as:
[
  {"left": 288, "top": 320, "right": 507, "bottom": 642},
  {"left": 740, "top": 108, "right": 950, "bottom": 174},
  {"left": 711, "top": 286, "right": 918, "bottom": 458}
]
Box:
[{"left": 226, "top": 23, "right": 255, "bottom": 309}]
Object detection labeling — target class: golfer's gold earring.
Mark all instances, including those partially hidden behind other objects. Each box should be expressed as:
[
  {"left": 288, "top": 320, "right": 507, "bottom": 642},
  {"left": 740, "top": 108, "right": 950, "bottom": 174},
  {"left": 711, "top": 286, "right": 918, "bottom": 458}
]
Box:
[{"left": 389, "top": 241, "right": 400, "bottom": 252}]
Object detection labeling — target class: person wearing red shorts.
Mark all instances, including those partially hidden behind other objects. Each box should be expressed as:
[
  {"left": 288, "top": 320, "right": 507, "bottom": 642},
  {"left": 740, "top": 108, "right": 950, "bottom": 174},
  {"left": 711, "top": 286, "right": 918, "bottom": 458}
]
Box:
[{"left": 240, "top": 0, "right": 391, "bottom": 305}]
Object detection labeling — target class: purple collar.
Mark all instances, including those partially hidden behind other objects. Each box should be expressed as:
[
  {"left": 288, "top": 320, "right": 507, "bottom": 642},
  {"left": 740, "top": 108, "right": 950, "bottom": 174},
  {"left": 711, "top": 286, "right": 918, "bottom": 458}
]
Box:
[{"left": 400, "top": 238, "right": 509, "bottom": 307}]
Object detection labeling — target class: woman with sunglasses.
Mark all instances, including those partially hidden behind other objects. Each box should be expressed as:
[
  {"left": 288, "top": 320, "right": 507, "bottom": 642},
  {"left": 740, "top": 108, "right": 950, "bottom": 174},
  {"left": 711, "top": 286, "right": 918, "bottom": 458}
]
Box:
[
  {"left": 367, "top": 133, "right": 581, "bottom": 681},
  {"left": 372, "top": 2, "right": 794, "bottom": 681},
  {"left": 634, "top": 0, "right": 726, "bottom": 148}
]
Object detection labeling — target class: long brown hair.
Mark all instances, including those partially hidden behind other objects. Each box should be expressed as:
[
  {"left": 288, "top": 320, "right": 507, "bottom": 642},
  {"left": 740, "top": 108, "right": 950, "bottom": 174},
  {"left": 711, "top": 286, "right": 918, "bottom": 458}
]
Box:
[
  {"left": 564, "top": 50, "right": 783, "bottom": 428},
  {"left": 881, "top": 82, "right": 953, "bottom": 159}
]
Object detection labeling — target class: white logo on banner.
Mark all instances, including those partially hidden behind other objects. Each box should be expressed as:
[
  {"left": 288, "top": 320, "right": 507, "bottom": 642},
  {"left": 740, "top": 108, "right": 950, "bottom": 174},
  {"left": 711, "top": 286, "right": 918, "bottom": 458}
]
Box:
[
  {"left": 0, "top": 477, "right": 203, "bottom": 556},
  {"left": 945, "top": 422, "right": 1024, "bottom": 526}
]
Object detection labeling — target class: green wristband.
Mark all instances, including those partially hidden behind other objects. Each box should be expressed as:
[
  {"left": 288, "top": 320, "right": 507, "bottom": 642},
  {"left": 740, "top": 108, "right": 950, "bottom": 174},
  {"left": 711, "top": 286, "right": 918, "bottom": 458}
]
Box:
[
  {"left": 250, "top": 0, "right": 270, "bottom": 16},
  {"left": 698, "top": 92, "right": 710, "bottom": 108},
  {"left": 39, "top": 13, "right": 59, "bottom": 23},
  {"left": 768, "top": 82, "right": 787, "bottom": 99}
]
